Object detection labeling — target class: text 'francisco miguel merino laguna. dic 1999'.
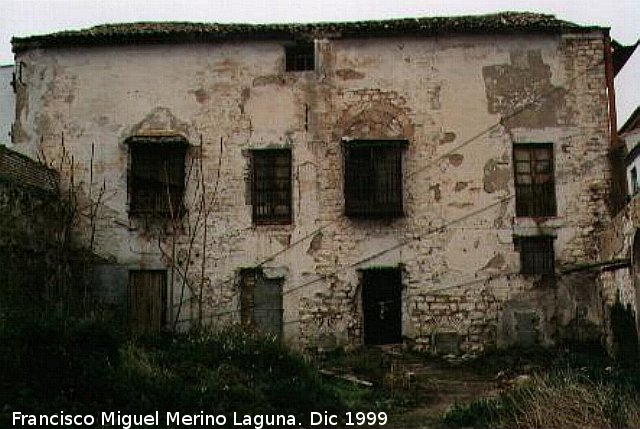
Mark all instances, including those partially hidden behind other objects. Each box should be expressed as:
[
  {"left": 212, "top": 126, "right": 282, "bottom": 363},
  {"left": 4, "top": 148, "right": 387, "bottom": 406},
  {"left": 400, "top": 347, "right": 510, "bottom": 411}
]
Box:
[
  {"left": 12, "top": 411, "right": 297, "bottom": 428},
  {"left": 12, "top": 411, "right": 389, "bottom": 428}
]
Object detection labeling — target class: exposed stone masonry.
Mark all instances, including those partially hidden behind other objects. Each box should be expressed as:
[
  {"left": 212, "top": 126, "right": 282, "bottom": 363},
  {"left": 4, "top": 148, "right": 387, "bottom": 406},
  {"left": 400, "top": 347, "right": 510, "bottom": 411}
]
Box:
[{"left": 10, "top": 21, "right": 616, "bottom": 354}]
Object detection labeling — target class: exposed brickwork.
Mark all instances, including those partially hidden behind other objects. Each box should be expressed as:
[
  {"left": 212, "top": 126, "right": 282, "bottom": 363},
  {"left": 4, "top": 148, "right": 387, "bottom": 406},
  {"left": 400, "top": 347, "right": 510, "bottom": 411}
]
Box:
[
  {"left": 11, "top": 28, "right": 614, "bottom": 353},
  {"left": 409, "top": 291, "right": 500, "bottom": 353}
]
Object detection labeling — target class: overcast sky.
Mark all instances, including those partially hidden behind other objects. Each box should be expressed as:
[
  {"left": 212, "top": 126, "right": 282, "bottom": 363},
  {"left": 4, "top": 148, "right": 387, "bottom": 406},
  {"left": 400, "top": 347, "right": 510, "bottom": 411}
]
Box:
[{"left": 2, "top": 0, "right": 639, "bottom": 124}]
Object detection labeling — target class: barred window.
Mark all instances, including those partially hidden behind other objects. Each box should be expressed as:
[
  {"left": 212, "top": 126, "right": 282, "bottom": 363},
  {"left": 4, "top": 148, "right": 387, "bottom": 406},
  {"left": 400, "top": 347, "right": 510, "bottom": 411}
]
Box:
[
  {"left": 129, "top": 137, "right": 187, "bottom": 218},
  {"left": 519, "top": 236, "right": 555, "bottom": 275},
  {"left": 251, "top": 149, "right": 292, "bottom": 224},
  {"left": 344, "top": 140, "right": 406, "bottom": 218},
  {"left": 285, "top": 42, "right": 315, "bottom": 72},
  {"left": 514, "top": 144, "right": 556, "bottom": 217}
]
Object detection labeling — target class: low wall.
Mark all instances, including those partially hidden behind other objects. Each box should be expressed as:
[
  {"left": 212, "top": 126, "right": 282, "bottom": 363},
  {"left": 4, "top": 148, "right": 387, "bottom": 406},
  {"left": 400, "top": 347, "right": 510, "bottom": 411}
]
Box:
[
  {"left": 598, "top": 195, "right": 640, "bottom": 356},
  {"left": 0, "top": 147, "right": 75, "bottom": 317}
]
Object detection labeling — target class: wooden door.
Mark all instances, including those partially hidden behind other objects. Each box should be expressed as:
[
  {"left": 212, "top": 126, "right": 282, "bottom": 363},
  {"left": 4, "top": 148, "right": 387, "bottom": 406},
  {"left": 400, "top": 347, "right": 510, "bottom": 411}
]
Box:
[
  {"left": 240, "top": 269, "right": 283, "bottom": 337},
  {"left": 362, "top": 268, "right": 402, "bottom": 345},
  {"left": 128, "top": 270, "right": 166, "bottom": 333}
]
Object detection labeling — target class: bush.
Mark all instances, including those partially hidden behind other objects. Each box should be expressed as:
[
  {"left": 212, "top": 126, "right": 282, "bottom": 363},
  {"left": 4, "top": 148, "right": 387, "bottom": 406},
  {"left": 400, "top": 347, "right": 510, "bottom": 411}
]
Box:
[
  {"left": 112, "top": 327, "right": 346, "bottom": 416},
  {"left": 443, "top": 370, "right": 640, "bottom": 428},
  {"left": 0, "top": 321, "right": 368, "bottom": 426}
]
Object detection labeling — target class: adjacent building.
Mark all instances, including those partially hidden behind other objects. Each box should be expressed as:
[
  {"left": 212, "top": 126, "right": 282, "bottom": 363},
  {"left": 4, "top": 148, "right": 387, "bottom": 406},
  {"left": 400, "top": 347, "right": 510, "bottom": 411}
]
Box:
[
  {"left": 623, "top": 108, "right": 640, "bottom": 197},
  {"left": 9, "top": 12, "right": 629, "bottom": 353},
  {"left": 0, "top": 64, "right": 15, "bottom": 145}
]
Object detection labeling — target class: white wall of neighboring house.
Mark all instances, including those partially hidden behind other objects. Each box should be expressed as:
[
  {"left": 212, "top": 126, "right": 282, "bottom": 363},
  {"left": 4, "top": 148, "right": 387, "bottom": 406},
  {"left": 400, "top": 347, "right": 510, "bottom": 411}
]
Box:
[
  {"left": 625, "top": 130, "right": 640, "bottom": 196},
  {"left": 0, "top": 65, "right": 15, "bottom": 146}
]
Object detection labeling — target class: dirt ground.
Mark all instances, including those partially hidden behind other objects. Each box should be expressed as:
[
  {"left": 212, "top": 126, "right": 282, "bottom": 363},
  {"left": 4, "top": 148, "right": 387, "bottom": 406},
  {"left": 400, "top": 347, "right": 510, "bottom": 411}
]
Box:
[
  {"left": 321, "top": 349, "right": 501, "bottom": 429},
  {"left": 385, "top": 360, "right": 499, "bottom": 428}
]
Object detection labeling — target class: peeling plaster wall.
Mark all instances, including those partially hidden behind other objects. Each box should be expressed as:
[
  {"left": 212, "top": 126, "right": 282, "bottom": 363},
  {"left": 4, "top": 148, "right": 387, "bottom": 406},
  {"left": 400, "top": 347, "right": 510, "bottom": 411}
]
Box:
[
  {"left": 0, "top": 66, "right": 15, "bottom": 145},
  {"left": 12, "top": 31, "right": 613, "bottom": 353},
  {"left": 598, "top": 194, "right": 640, "bottom": 350},
  {"left": 624, "top": 129, "right": 640, "bottom": 196}
]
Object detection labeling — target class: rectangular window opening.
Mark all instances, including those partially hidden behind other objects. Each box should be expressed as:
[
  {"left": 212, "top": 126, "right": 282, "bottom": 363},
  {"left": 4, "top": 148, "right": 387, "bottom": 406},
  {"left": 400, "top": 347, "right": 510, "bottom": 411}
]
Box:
[
  {"left": 251, "top": 149, "right": 292, "bottom": 225},
  {"left": 518, "top": 236, "right": 555, "bottom": 275},
  {"left": 344, "top": 140, "right": 406, "bottom": 218},
  {"left": 631, "top": 167, "right": 638, "bottom": 195},
  {"left": 285, "top": 42, "right": 315, "bottom": 72},
  {"left": 129, "top": 141, "right": 186, "bottom": 218},
  {"left": 514, "top": 143, "right": 556, "bottom": 217}
]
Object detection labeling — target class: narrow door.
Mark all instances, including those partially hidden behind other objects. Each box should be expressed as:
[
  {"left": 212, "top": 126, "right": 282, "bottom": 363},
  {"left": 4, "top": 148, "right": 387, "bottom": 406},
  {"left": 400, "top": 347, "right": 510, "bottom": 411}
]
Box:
[
  {"left": 362, "top": 268, "right": 402, "bottom": 345},
  {"left": 128, "top": 270, "right": 166, "bottom": 333},
  {"left": 240, "top": 269, "right": 283, "bottom": 337}
]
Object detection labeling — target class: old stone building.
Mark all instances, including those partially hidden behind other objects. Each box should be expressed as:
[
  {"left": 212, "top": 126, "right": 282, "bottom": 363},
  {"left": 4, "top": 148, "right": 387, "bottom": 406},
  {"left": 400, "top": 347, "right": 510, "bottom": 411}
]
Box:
[{"left": 9, "top": 12, "right": 630, "bottom": 353}]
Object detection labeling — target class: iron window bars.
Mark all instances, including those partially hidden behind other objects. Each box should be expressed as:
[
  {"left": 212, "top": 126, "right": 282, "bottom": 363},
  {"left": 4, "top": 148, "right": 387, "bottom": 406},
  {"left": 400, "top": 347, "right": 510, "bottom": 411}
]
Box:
[
  {"left": 129, "top": 137, "right": 187, "bottom": 218},
  {"left": 344, "top": 140, "right": 407, "bottom": 218},
  {"left": 251, "top": 149, "right": 292, "bottom": 224},
  {"left": 518, "top": 236, "right": 555, "bottom": 275},
  {"left": 285, "top": 42, "right": 315, "bottom": 72}
]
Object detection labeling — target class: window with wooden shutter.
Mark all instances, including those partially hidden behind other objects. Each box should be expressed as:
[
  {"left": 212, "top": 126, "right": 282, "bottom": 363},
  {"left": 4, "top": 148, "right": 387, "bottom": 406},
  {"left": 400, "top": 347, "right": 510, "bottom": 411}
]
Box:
[
  {"left": 514, "top": 144, "right": 556, "bottom": 217},
  {"left": 128, "top": 270, "right": 167, "bottom": 333}
]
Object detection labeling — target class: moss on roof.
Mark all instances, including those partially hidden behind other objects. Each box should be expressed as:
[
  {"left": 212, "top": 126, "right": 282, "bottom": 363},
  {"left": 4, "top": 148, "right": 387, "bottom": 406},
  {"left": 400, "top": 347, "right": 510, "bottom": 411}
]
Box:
[{"left": 11, "top": 12, "right": 605, "bottom": 53}]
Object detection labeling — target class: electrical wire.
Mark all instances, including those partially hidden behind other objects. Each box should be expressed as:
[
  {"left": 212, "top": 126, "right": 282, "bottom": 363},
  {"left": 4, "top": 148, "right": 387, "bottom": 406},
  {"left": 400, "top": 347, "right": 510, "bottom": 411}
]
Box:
[
  {"left": 191, "top": 142, "right": 612, "bottom": 322},
  {"left": 169, "top": 58, "right": 609, "bottom": 317}
]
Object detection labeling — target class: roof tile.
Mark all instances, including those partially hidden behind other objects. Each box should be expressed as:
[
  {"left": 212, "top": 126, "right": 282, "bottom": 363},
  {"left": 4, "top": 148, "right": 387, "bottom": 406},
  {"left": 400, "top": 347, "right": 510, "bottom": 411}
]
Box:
[{"left": 11, "top": 12, "right": 604, "bottom": 53}]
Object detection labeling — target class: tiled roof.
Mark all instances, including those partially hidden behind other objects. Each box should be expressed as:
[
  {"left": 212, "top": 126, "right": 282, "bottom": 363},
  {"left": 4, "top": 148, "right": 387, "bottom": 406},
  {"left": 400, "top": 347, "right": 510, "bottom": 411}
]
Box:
[
  {"left": 12, "top": 12, "right": 605, "bottom": 53},
  {"left": 0, "top": 146, "right": 58, "bottom": 193},
  {"left": 620, "top": 106, "right": 640, "bottom": 135}
]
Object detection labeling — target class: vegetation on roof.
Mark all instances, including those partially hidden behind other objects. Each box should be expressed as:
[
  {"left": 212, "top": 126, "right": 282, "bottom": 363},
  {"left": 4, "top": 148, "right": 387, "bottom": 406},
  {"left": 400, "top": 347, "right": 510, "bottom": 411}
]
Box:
[{"left": 11, "top": 12, "right": 605, "bottom": 53}]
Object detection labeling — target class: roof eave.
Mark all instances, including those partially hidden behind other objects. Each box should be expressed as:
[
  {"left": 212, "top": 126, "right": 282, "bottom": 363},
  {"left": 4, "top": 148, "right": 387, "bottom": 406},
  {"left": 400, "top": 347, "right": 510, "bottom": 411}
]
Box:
[
  {"left": 620, "top": 106, "right": 640, "bottom": 135},
  {"left": 612, "top": 39, "right": 639, "bottom": 77},
  {"left": 10, "top": 13, "right": 607, "bottom": 54}
]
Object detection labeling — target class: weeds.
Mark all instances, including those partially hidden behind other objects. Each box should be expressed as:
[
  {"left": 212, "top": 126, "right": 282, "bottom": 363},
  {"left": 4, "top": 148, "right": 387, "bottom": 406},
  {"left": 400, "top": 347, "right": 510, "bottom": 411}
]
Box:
[
  {"left": 0, "top": 319, "right": 373, "bottom": 427},
  {"left": 443, "top": 366, "right": 640, "bottom": 428},
  {"left": 322, "top": 346, "right": 393, "bottom": 383}
]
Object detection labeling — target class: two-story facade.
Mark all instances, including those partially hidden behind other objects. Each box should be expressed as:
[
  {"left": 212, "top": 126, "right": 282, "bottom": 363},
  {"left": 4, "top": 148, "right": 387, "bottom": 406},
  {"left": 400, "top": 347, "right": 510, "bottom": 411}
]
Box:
[{"left": 10, "top": 12, "right": 623, "bottom": 353}]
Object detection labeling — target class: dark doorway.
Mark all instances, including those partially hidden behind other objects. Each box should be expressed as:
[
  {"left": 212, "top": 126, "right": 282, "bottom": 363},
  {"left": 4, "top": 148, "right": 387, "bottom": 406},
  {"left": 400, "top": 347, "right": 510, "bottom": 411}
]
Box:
[
  {"left": 128, "top": 270, "right": 167, "bottom": 333},
  {"left": 362, "top": 267, "right": 402, "bottom": 345},
  {"left": 240, "top": 269, "right": 284, "bottom": 337}
]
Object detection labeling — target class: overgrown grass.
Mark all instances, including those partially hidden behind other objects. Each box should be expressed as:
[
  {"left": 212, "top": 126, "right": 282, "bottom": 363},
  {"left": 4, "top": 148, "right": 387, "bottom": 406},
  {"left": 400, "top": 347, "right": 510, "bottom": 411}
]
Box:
[
  {"left": 321, "top": 346, "right": 394, "bottom": 383},
  {"left": 444, "top": 344, "right": 640, "bottom": 428},
  {"left": 465, "top": 342, "right": 612, "bottom": 377},
  {"left": 320, "top": 346, "right": 421, "bottom": 411},
  {"left": 443, "top": 370, "right": 640, "bottom": 428},
  {"left": 0, "top": 317, "right": 377, "bottom": 427}
]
